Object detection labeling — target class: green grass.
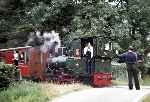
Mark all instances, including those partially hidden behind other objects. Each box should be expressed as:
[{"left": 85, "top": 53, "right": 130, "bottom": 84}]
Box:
[
  {"left": 141, "top": 94, "right": 150, "bottom": 102},
  {"left": 1, "top": 78, "right": 149, "bottom": 102},
  {"left": 112, "top": 80, "right": 128, "bottom": 86},
  {"left": 141, "top": 76, "right": 150, "bottom": 86},
  {"left": 112, "top": 77, "right": 150, "bottom": 86},
  {"left": 40, "top": 82, "right": 91, "bottom": 101},
  {"left": 0, "top": 81, "right": 90, "bottom": 102},
  {"left": 0, "top": 81, "right": 49, "bottom": 102}
]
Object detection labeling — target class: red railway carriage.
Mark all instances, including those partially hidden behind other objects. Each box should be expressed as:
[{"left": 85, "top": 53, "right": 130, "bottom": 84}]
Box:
[
  {"left": 0, "top": 46, "right": 31, "bottom": 77},
  {"left": 0, "top": 46, "right": 72, "bottom": 82},
  {"left": 0, "top": 46, "right": 48, "bottom": 80}
]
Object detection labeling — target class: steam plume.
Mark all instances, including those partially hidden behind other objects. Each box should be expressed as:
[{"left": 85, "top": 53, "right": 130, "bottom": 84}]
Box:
[{"left": 26, "top": 30, "right": 61, "bottom": 54}]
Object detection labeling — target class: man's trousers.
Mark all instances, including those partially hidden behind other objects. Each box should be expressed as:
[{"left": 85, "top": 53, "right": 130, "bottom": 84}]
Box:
[
  {"left": 127, "top": 63, "right": 140, "bottom": 90},
  {"left": 86, "top": 59, "right": 94, "bottom": 75}
]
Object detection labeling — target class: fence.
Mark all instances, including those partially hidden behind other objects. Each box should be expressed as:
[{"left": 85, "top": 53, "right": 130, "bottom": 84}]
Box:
[{"left": 111, "top": 62, "right": 128, "bottom": 80}]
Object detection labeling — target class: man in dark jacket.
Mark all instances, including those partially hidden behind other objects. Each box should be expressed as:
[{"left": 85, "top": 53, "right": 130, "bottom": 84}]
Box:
[{"left": 119, "top": 46, "right": 140, "bottom": 90}]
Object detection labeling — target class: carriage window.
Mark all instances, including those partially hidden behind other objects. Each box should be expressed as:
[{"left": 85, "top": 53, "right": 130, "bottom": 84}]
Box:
[
  {"left": 0, "top": 52, "right": 5, "bottom": 62},
  {"left": 63, "top": 47, "right": 67, "bottom": 56},
  {"left": 58, "top": 48, "right": 62, "bottom": 56},
  {"left": 58, "top": 47, "right": 67, "bottom": 56},
  {"left": 19, "top": 51, "right": 25, "bottom": 63},
  {"left": 25, "top": 49, "right": 29, "bottom": 64},
  {"left": 19, "top": 49, "right": 29, "bottom": 64},
  {"left": 104, "top": 42, "right": 112, "bottom": 51}
]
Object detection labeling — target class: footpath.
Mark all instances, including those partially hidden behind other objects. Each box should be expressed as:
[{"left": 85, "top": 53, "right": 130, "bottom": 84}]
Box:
[{"left": 50, "top": 86, "right": 150, "bottom": 102}]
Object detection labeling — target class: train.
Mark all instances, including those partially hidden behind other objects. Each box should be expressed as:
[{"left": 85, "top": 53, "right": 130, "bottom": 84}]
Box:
[{"left": 0, "top": 36, "right": 112, "bottom": 87}]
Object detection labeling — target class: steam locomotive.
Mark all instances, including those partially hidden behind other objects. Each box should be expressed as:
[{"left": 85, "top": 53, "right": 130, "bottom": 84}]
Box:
[{"left": 0, "top": 36, "right": 112, "bottom": 87}]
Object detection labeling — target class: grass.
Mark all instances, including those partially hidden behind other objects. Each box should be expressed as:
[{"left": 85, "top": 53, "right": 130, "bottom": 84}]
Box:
[
  {"left": 141, "top": 94, "right": 150, "bottom": 102},
  {"left": 112, "top": 75, "right": 150, "bottom": 86},
  {"left": 141, "top": 76, "right": 150, "bottom": 86},
  {"left": 0, "top": 81, "right": 90, "bottom": 102},
  {"left": 0, "top": 77, "right": 149, "bottom": 102},
  {"left": 0, "top": 81, "right": 49, "bottom": 102},
  {"left": 112, "top": 80, "right": 128, "bottom": 86},
  {"left": 40, "top": 82, "right": 91, "bottom": 101}
]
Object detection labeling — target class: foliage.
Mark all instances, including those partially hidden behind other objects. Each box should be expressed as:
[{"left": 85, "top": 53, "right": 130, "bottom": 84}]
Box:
[
  {"left": 144, "top": 55, "right": 150, "bottom": 75},
  {"left": 0, "top": 62, "right": 16, "bottom": 89},
  {"left": 0, "top": 1, "right": 129, "bottom": 43},
  {"left": 0, "top": 0, "right": 150, "bottom": 61},
  {"left": 66, "top": 1, "right": 128, "bottom": 43},
  {"left": 0, "top": 0, "right": 77, "bottom": 48},
  {"left": 108, "top": 0, "right": 150, "bottom": 51}
]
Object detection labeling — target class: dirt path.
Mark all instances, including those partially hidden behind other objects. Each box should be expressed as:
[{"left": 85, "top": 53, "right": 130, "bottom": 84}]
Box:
[{"left": 50, "top": 86, "right": 150, "bottom": 102}]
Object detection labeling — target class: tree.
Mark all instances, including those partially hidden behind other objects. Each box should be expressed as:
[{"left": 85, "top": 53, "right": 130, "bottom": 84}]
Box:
[
  {"left": 0, "top": 0, "right": 150, "bottom": 52},
  {"left": 64, "top": 0, "right": 128, "bottom": 44},
  {"left": 0, "top": 0, "right": 77, "bottom": 48},
  {"left": 109, "top": 0, "right": 150, "bottom": 52}
]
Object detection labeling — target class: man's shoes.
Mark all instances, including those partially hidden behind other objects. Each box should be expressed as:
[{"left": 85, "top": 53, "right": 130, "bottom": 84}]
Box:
[
  {"left": 135, "top": 86, "right": 140, "bottom": 90},
  {"left": 129, "top": 86, "right": 133, "bottom": 90},
  {"left": 136, "top": 88, "right": 140, "bottom": 90}
]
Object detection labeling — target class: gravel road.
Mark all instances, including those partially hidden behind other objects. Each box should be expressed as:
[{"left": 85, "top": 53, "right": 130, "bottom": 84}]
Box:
[{"left": 51, "top": 86, "right": 150, "bottom": 102}]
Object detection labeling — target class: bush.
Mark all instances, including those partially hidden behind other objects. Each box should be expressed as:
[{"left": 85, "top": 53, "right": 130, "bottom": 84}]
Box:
[
  {"left": 0, "top": 62, "right": 16, "bottom": 89},
  {"left": 144, "top": 63, "right": 150, "bottom": 74}
]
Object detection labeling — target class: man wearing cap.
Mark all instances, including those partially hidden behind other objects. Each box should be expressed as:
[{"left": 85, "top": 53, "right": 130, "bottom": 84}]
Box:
[{"left": 119, "top": 46, "right": 140, "bottom": 90}]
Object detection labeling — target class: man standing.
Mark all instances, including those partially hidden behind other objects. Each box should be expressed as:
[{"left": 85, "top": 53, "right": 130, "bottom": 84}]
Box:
[
  {"left": 84, "top": 42, "right": 94, "bottom": 75},
  {"left": 13, "top": 50, "right": 19, "bottom": 67},
  {"left": 119, "top": 46, "right": 140, "bottom": 90}
]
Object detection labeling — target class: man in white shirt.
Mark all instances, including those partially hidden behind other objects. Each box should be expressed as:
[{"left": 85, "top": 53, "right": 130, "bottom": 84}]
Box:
[
  {"left": 13, "top": 50, "right": 19, "bottom": 67},
  {"left": 84, "top": 42, "right": 93, "bottom": 58},
  {"left": 84, "top": 42, "right": 94, "bottom": 75}
]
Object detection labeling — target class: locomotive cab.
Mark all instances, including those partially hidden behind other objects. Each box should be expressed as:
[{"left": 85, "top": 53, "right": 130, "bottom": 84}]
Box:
[{"left": 68, "top": 36, "right": 112, "bottom": 86}]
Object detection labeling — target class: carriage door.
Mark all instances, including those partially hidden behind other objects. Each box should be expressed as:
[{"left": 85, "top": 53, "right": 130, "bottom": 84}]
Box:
[{"left": 18, "top": 48, "right": 30, "bottom": 78}]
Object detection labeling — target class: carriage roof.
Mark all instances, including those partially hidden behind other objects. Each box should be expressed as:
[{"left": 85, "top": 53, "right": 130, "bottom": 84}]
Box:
[
  {"left": 0, "top": 46, "right": 32, "bottom": 52},
  {"left": 73, "top": 35, "right": 112, "bottom": 40}
]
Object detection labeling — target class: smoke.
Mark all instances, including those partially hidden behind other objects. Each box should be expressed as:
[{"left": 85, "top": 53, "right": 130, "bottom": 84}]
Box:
[
  {"left": 26, "top": 31, "right": 43, "bottom": 46},
  {"left": 41, "top": 30, "right": 61, "bottom": 53},
  {"left": 48, "top": 56, "right": 67, "bottom": 63},
  {"left": 26, "top": 30, "right": 61, "bottom": 54}
]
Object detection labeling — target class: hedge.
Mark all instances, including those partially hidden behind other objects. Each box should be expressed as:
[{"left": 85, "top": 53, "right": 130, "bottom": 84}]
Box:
[{"left": 0, "top": 62, "right": 16, "bottom": 89}]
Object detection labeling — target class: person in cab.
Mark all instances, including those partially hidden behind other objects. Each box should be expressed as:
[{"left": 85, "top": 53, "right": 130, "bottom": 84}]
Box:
[{"left": 84, "top": 42, "right": 94, "bottom": 75}]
